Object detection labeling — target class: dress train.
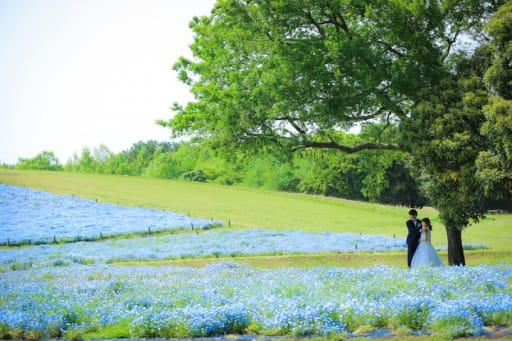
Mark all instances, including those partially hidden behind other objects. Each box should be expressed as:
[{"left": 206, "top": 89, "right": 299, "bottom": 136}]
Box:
[{"left": 411, "top": 229, "right": 444, "bottom": 268}]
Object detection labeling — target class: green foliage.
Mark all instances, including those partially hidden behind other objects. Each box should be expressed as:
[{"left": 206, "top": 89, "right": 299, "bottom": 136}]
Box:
[
  {"left": 183, "top": 169, "right": 207, "bottom": 182},
  {"left": 0, "top": 322, "right": 8, "bottom": 339},
  {"left": 145, "top": 148, "right": 182, "bottom": 179},
  {"left": 164, "top": 0, "right": 500, "bottom": 155},
  {"left": 476, "top": 1, "right": 512, "bottom": 197},
  {"left": 63, "top": 328, "right": 84, "bottom": 341},
  {"left": 405, "top": 46, "right": 501, "bottom": 226},
  {"left": 293, "top": 127, "right": 425, "bottom": 205},
  {"left": 484, "top": 0, "right": 512, "bottom": 99},
  {"left": 76, "top": 148, "right": 96, "bottom": 173},
  {"left": 241, "top": 153, "right": 296, "bottom": 191},
  {"left": 478, "top": 97, "right": 512, "bottom": 195},
  {"left": 16, "top": 151, "right": 63, "bottom": 171},
  {"left": 10, "top": 261, "right": 32, "bottom": 271},
  {"left": 390, "top": 303, "right": 432, "bottom": 331},
  {"left": 85, "top": 319, "right": 131, "bottom": 339},
  {"left": 31, "top": 124, "right": 424, "bottom": 205},
  {"left": 52, "top": 259, "right": 69, "bottom": 267},
  {"left": 0, "top": 162, "right": 14, "bottom": 169},
  {"left": 64, "top": 141, "right": 177, "bottom": 176},
  {"left": 170, "top": 0, "right": 417, "bottom": 150}
]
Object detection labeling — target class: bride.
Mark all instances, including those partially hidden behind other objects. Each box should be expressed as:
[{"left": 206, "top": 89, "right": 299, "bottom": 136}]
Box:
[{"left": 411, "top": 218, "right": 444, "bottom": 268}]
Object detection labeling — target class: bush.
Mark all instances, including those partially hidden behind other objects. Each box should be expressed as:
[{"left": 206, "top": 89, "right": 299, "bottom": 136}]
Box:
[{"left": 183, "top": 169, "right": 207, "bottom": 182}]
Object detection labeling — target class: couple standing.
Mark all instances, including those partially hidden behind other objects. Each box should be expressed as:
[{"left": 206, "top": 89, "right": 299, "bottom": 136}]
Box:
[{"left": 406, "top": 209, "right": 444, "bottom": 268}]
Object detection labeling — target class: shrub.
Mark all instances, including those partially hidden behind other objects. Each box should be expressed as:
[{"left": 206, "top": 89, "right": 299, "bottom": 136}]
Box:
[{"left": 182, "top": 169, "right": 206, "bottom": 182}]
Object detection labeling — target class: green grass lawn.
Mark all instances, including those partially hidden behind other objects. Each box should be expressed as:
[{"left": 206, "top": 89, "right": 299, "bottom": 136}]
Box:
[
  {"left": 114, "top": 250, "right": 512, "bottom": 269},
  {"left": 2, "top": 169, "right": 511, "bottom": 267}
]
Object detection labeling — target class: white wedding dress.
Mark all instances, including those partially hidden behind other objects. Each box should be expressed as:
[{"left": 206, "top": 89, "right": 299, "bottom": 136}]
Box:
[{"left": 411, "top": 229, "right": 444, "bottom": 268}]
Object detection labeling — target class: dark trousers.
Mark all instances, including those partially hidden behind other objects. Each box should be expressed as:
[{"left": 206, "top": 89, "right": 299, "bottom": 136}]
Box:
[{"left": 407, "top": 242, "right": 418, "bottom": 268}]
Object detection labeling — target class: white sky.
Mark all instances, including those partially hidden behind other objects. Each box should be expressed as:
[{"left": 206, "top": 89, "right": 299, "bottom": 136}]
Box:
[{"left": 0, "top": 0, "right": 216, "bottom": 164}]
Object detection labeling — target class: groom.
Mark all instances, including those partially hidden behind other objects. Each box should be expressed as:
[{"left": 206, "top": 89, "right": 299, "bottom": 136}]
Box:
[{"left": 406, "top": 209, "right": 422, "bottom": 268}]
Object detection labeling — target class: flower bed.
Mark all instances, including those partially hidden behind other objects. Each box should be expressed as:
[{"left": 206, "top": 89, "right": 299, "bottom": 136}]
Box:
[
  {"left": 0, "top": 184, "right": 220, "bottom": 244},
  {"left": 0, "top": 263, "right": 510, "bottom": 339},
  {"left": 0, "top": 228, "right": 409, "bottom": 268}
]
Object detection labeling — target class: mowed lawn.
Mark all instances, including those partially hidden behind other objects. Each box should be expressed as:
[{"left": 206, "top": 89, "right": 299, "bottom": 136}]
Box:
[{"left": 1, "top": 169, "right": 511, "bottom": 267}]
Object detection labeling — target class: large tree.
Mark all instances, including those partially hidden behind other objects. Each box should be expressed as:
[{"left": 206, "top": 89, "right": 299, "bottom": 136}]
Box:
[{"left": 161, "top": 0, "right": 503, "bottom": 264}]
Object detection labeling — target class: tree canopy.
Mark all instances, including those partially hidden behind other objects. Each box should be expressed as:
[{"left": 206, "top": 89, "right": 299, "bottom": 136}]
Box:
[{"left": 163, "top": 0, "right": 500, "bottom": 154}]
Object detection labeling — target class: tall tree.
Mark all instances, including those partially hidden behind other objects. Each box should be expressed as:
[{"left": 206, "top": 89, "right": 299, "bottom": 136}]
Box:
[
  {"left": 477, "top": 0, "right": 512, "bottom": 197},
  {"left": 161, "top": 0, "right": 502, "bottom": 264},
  {"left": 402, "top": 71, "right": 490, "bottom": 265}
]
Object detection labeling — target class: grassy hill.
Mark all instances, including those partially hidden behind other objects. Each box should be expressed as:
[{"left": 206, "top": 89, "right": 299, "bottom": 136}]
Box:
[{"left": 1, "top": 169, "right": 511, "bottom": 266}]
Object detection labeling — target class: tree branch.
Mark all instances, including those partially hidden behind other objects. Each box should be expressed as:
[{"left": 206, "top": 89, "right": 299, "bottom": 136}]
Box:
[
  {"left": 376, "top": 40, "right": 405, "bottom": 58},
  {"left": 302, "top": 9, "right": 325, "bottom": 38},
  {"left": 321, "top": 4, "right": 350, "bottom": 36},
  {"left": 275, "top": 105, "right": 387, "bottom": 126},
  {"left": 287, "top": 119, "right": 307, "bottom": 136},
  {"left": 301, "top": 140, "right": 404, "bottom": 153},
  {"left": 442, "top": 30, "right": 461, "bottom": 62}
]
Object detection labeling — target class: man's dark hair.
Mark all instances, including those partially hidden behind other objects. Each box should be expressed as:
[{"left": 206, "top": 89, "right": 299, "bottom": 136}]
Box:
[{"left": 408, "top": 209, "right": 418, "bottom": 216}]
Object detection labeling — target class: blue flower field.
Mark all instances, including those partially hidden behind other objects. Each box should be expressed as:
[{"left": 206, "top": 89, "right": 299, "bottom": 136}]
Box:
[
  {"left": 0, "top": 184, "right": 510, "bottom": 339},
  {"left": 0, "top": 228, "right": 410, "bottom": 269},
  {"left": 0, "top": 184, "right": 220, "bottom": 244},
  {"left": 1, "top": 263, "right": 511, "bottom": 339}
]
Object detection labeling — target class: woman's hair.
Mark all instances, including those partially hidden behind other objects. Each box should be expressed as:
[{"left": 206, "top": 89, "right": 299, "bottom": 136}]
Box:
[{"left": 421, "top": 217, "right": 432, "bottom": 230}]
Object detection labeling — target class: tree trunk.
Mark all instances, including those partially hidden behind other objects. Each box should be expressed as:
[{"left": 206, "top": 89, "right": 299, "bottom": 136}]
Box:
[{"left": 445, "top": 225, "right": 466, "bottom": 266}]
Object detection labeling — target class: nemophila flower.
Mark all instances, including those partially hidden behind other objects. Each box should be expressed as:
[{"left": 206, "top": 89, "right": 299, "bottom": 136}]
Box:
[
  {"left": 430, "top": 301, "right": 484, "bottom": 337},
  {"left": 3, "top": 263, "right": 502, "bottom": 337},
  {"left": 0, "top": 229, "right": 412, "bottom": 269},
  {"left": 0, "top": 183, "right": 510, "bottom": 338},
  {"left": 0, "top": 184, "right": 220, "bottom": 244},
  {"left": 3, "top": 264, "right": 500, "bottom": 335}
]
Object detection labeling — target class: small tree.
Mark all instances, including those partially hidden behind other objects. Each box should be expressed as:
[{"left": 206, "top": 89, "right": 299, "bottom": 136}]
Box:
[{"left": 16, "top": 151, "right": 63, "bottom": 171}]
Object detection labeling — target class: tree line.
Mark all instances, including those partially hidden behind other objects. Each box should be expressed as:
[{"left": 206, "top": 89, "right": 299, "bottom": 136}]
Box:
[{"left": 4, "top": 123, "right": 431, "bottom": 207}]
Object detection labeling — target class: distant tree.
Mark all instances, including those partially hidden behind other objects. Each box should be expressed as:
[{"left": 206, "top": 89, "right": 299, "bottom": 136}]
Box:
[
  {"left": 0, "top": 162, "right": 14, "bottom": 169},
  {"left": 293, "top": 127, "right": 421, "bottom": 204},
  {"left": 92, "top": 144, "right": 115, "bottom": 174},
  {"left": 296, "top": 147, "right": 366, "bottom": 200},
  {"left": 16, "top": 151, "right": 63, "bottom": 171},
  {"left": 145, "top": 147, "right": 183, "bottom": 179},
  {"left": 379, "top": 159, "right": 427, "bottom": 207},
  {"left": 120, "top": 140, "right": 178, "bottom": 176},
  {"left": 77, "top": 147, "right": 97, "bottom": 173},
  {"left": 64, "top": 141, "right": 178, "bottom": 176}
]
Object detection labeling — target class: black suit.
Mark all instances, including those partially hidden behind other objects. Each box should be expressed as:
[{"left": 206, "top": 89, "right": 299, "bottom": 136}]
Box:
[{"left": 406, "top": 219, "right": 422, "bottom": 268}]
